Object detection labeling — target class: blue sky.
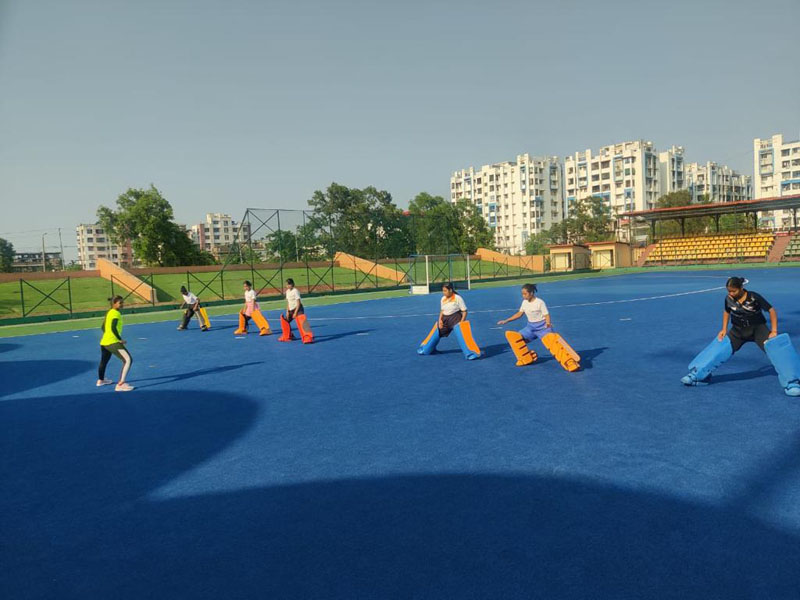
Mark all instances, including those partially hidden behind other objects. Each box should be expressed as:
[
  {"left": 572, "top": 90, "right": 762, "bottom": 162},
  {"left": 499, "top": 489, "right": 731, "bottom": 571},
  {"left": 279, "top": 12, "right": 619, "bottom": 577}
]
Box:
[{"left": 1, "top": 0, "right": 798, "bottom": 257}]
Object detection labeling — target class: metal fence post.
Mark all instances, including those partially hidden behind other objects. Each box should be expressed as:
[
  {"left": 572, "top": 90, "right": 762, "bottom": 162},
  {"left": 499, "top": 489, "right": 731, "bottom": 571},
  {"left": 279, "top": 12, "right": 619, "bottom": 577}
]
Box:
[
  {"left": 19, "top": 278, "right": 25, "bottom": 316},
  {"left": 67, "top": 277, "right": 73, "bottom": 315}
]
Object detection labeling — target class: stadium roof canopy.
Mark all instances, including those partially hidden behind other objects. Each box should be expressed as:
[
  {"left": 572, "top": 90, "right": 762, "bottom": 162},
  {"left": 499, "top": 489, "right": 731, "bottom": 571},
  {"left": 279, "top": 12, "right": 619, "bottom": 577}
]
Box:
[{"left": 619, "top": 193, "right": 800, "bottom": 223}]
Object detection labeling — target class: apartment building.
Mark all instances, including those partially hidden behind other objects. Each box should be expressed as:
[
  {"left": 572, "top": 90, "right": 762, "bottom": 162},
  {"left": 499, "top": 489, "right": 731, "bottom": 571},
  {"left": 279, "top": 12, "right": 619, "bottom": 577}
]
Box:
[
  {"left": 450, "top": 154, "right": 563, "bottom": 254},
  {"left": 76, "top": 224, "right": 136, "bottom": 270},
  {"left": 684, "top": 162, "right": 751, "bottom": 203},
  {"left": 754, "top": 134, "right": 800, "bottom": 228},
  {"left": 189, "top": 213, "right": 250, "bottom": 257},
  {"left": 657, "top": 146, "right": 686, "bottom": 195},
  {"left": 564, "top": 140, "right": 662, "bottom": 218}
]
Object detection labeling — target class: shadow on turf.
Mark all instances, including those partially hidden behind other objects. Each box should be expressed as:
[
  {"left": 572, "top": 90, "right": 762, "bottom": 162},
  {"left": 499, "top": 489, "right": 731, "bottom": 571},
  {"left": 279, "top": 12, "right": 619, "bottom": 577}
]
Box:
[
  {"left": 711, "top": 365, "right": 776, "bottom": 384},
  {"left": 0, "top": 343, "right": 20, "bottom": 354},
  {"left": 313, "top": 329, "right": 374, "bottom": 343},
  {"left": 1, "top": 389, "right": 797, "bottom": 600},
  {"left": 131, "top": 362, "right": 263, "bottom": 389},
  {"left": 0, "top": 359, "right": 94, "bottom": 398}
]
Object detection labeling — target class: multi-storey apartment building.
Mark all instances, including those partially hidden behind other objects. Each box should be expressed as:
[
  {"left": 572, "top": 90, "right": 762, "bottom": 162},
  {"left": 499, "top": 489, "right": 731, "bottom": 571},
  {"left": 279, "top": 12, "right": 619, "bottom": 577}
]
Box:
[
  {"left": 450, "top": 154, "right": 563, "bottom": 254},
  {"left": 76, "top": 224, "right": 136, "bottom": 270},
  {"left": 684, "top": 162, "right": 751, "bottom": 203},
  {"left": 564, "top": 140, "right": 662, "bottom": 218},
  {"left": 189, "top": 213, "right": 250, "bottom": 257},
  {"left": 754, "top": 134, "right": 800, "bottom": 228},
  {"left": 657, "top": 146, "right": 686, "bottom": 195}
]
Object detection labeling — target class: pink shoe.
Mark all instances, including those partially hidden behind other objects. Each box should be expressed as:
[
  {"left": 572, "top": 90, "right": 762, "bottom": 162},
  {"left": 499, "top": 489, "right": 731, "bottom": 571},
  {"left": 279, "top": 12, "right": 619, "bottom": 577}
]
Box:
[{"left": 115, "top": 383, "right": 135, "bottom": 392}]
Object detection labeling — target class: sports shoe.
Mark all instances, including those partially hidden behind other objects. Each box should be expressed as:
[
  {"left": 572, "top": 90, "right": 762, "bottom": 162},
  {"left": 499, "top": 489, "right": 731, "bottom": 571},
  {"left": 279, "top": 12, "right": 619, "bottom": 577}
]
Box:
[
  {"left": 96, "top": 379, "right": 113, "bottom": 387},
  {"left": 681, "top": 372, "right": 711, "bottom": 386},
  {"left": 201, "top": 326, "right": 209, "bottom": 332},
  {"left": 177, "top": 326, "right": 187, "bottom": 330},
  {"left": 115, "top": 383, "right": 135, "bottom": 392},
  {"left": 786, "top": 383, "right": 800, "bottom": 397}
]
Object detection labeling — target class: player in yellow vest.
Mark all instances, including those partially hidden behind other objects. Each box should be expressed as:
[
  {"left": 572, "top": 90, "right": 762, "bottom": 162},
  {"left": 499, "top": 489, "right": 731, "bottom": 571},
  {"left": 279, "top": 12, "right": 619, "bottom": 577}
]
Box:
[{"left": 97, "top": 295, "right": 134, "bottom": 391}]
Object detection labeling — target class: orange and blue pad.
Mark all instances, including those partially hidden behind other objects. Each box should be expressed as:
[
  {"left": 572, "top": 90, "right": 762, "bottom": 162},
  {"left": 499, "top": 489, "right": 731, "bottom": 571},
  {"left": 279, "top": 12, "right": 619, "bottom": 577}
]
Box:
[
  {"left": 279, "top": 313, "right": 314, "bottom": 344},
  {"left": 417, "top": 321, "right": 481, "bottom": 360},
  {"left": 234, "top": 310, "right": 272, "bottom": 336},
  {"left": 505, "top": 330, "right": 580, "bottom": 372}
]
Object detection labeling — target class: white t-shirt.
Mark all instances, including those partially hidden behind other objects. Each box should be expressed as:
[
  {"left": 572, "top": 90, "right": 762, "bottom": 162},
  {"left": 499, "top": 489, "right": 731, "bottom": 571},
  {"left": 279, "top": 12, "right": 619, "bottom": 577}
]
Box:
[
  {"left": 286, "top": 287, "right": 301, "bottom": 310},
  {"left": 519, "top": 297, "right": 548, "bottom": 323},
  {"left": 182, "top": 292, "right": 198, "bottom": 305},
  {"left": 441, "top": 294, "right": 467, "bottom": 316},
  {"left": 244, "top": 289, "right": 257, "bottom": 304}
]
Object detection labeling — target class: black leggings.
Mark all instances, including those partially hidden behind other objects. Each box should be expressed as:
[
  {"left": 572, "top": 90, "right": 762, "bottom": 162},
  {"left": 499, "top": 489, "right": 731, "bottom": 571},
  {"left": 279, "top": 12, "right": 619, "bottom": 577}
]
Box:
[
  {"left": 285, "top": 305, "right": 304, "bottom": 323},
  {"left": 99, "top": 344, "right": 133, "bottom": 380}
]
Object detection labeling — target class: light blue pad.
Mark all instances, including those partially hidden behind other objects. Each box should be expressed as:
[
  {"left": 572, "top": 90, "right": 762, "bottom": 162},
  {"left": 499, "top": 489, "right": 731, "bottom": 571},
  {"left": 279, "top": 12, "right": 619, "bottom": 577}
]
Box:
[
  {"left": 417, "top": 323, "right": 440, "bottom": 355},
  {"left": 453, "top": 322, "right": 481, "bottom": 361},
  {"left": 764, "top": 334, "right": 800, "bottom": 396},
  {"left": 686, "top": 336, "right": 733, "bottom": 382}
]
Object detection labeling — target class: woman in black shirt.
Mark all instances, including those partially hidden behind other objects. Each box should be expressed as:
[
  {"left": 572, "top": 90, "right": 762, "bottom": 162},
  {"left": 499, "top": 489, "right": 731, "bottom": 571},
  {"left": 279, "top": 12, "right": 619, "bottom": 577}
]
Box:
[
  {"left": 681, "top": 277, "right": 780, "bottom": 387},
  {"left": 719, "top": 276, "right": 778, "bottom": 352}
]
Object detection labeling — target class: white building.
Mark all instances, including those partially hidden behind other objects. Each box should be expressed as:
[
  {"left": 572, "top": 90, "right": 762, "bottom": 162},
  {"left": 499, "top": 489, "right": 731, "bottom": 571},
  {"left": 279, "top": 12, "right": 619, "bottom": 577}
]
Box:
[
  {"left": 657, "top": 146, "right": 686, "bottom": 195},
  {"left": 684, "top": 162, "right": 751, "bottom": 203},
  {"left": 564, "top": 140, "right": 661, "bottom": 217},
  {"left": 189, "top": 213, "right": 249, "bottom": 256},
  {"left": 76, "top": 224, "right": 136, "bottom": 270},
  {"left": 754, "top": 134, "right": 800, "bottom": 228},
  {"left": 450, "top": 153, "right": 564, "bottom": 254}
]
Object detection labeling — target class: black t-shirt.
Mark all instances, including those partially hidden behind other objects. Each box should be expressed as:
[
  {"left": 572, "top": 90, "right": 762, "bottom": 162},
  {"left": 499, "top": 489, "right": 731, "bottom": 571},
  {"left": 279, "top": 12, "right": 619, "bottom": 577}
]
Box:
[{"left": 724, "top": 290, "right": 772, "bottom": 328}]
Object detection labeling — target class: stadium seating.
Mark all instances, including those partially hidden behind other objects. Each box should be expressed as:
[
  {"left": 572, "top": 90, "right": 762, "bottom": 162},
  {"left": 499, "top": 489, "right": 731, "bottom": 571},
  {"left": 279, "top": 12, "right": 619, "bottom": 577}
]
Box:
[
  {"left": 782, "top": 234, "right": 800, "bottom": 260},
  {"left": 645, "top": 233, "right": 774, "bottom": 264}
]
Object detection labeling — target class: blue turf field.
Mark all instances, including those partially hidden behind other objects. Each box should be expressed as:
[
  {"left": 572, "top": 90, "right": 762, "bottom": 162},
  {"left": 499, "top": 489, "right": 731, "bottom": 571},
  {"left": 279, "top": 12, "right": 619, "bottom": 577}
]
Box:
[{"left": 2, "top": 268, "right": 800, "bottom": 599}]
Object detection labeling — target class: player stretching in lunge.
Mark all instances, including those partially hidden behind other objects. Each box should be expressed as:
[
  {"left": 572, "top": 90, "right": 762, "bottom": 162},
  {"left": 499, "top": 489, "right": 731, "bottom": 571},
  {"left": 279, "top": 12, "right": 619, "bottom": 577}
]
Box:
[
  {"left": 497, "top": 283, "right": 580, "bottom": 372},
  {"left": 417, "top": 282, "right": 481, "bottom": 360},
  {"left": 681, "top": 276, "right": 800, "bottom": 396},
  {"left": 177, "top": 286, "right": 210, "bottom": 331}
]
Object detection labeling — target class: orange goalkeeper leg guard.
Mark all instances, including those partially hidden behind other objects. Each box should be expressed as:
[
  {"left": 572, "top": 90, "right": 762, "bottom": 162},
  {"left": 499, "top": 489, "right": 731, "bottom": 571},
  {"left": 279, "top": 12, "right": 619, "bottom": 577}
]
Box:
[
  {"left": 541, "top": 332, "right": 580, "bottom": 372},
  {"left": 278, "top": 313, "right": 295, "bottom": 342},
  {"left": 505, "top": 331, "right": 537, "bottom": 366},
  {"left": 234, "top": 313, "right": 248, "bottom": 335},
  {"left": 296, "top": 313, "right": 313, "bottom": 344},
  {"left": 251, "top": 310, "right": 272, "bottom": 336}
]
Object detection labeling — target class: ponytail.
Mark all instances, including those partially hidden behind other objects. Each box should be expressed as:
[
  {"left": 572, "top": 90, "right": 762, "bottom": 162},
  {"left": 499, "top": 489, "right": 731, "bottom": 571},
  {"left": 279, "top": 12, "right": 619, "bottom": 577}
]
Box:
[
  {"left": 522, "top": 283, "right": 538, "bottom": 296},
  {"left": 725, "top": 276, "right": 748, "bottom": 289}
]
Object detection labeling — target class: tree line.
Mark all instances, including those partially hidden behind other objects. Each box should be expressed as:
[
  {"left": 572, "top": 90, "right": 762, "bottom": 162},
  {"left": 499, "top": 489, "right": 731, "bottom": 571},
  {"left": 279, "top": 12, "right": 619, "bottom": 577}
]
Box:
[{"left": 96, "top": 183, "right": 496, "bottom": 267}]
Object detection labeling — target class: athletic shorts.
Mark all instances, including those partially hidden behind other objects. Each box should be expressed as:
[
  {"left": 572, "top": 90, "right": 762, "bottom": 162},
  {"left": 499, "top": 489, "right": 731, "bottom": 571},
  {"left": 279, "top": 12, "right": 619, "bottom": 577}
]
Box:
[
  {"left": 286, "top": 306, "right": 304, "bottom": 322},
  {"left": 728, "top": 323, "right": 770, "bottom": 353},
  {"left": 438, "top": 312, "right": 463, "bottom": 337},
  {"left": 519, "top": 320, "right": 552, "bottom": 342}
]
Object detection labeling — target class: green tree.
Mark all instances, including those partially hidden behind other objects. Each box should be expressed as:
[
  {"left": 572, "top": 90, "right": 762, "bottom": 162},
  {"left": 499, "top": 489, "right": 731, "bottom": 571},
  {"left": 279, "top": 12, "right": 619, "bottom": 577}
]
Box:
[
  {"left": 525, "top": 229, "right": 555, "bottom": 255},
  {"left": 98, "top": 185, "right": 212, "bottom": 267},
  {"left": 559, "top": 197, "right": 613, "bottom": 243},
  {"left": 308, "top": 183, "right": 412, "bottom": 259},
  {"left": 0, "top": 238, "right": 14, "bottom": 272},
  {"left": 653, "top": 190, "right": 713, "bottom": 236}
]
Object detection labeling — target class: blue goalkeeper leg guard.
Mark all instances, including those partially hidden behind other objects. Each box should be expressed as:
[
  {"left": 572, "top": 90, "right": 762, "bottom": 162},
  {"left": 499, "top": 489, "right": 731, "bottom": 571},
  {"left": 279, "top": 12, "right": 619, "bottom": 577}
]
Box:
[
  {"left": 453, "top": 321, "right": 481, "bottom": 360},
  {"left": 417, "top": 322, "right": 440, "bottom": 355},
  {"left": 764, "top": 334, "right": 800, "bottom": 397},
  {"left": 681, "top": 336, "right": 733, "bottom": 386}
]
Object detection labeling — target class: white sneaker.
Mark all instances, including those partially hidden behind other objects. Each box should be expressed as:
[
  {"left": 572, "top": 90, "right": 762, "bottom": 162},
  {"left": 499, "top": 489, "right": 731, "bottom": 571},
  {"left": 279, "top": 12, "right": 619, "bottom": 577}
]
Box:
[
  {"left": 96, "top": 379, "right": 113, "bottom": 387},
  {"left": 115, "top": 383, "right": 135, "bottom": 392}
]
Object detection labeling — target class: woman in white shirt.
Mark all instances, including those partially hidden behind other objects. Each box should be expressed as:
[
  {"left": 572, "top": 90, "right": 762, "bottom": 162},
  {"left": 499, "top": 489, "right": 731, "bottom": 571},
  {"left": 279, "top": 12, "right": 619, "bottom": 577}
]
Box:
[
  {"left": 177, "top": 286, "right": 209, "bottom": 331},
  {"left": 279, "top": 278, "right": 313, "bottom": 343},
  {"left": 498, "top": 283, "right": 580, "bottom": 371},
  {"left": 235, "top": 280, "right": 272, "bottom": 336},
  {"left": 418, "top": 283, "right": 481, "bottom": 359}
]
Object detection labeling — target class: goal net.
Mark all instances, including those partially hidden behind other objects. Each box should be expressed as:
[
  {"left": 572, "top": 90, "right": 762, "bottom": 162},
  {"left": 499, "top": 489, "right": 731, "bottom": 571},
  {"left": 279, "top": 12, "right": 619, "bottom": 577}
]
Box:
[{"left": 407, "top": 254, "right": 472, "bottom": 294}]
